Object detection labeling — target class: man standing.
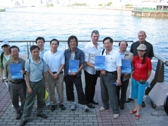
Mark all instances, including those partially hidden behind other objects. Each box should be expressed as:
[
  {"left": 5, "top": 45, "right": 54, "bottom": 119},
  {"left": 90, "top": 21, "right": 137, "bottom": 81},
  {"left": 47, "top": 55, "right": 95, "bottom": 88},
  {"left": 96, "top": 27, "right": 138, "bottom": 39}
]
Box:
[
  {"left": 43, "top": 39, "right": 66, "bottom": 112},
  {"left": 19, "top": 45, "right": 47, "bottom": 126},
  {"left": 83, "top": 30, "right": 102, "bottom": 108},
  {"left": 4, "top": 46, "right": 26, "bottom": 120},
  {"left": 0, "top": 40, "right": 11, "bottom": 81},
  {"left": 116, "top": 41, "right": 133, "bottom": 110},
  {"left": 64, "top": 35, "right": 89, "bottom": 112},
  {"left": 99, "top": 37, "right": 122, "bottom": 119},
  {"left": 35, "top": 37, "right": 47, "bottom": 59}
]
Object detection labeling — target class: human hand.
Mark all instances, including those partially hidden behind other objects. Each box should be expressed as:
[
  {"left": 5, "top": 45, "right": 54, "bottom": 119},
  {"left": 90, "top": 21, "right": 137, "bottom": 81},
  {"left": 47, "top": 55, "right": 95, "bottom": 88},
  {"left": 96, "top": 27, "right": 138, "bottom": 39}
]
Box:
[
  {"left": 101, "top": 70, "right": 106, "bottom": 75},
  {"left": 28, "top": 87, "right": 33, "bottom": 94},
  {"left": 116, "top": 79, "right": 122, "bottom": 86}
]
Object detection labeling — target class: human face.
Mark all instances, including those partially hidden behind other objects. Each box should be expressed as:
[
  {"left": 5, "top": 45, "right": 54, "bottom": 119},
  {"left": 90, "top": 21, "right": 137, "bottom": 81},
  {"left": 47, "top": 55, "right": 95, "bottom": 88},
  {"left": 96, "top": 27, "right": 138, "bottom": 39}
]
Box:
[
  {"left": 31, "top": 48, "right": 40, "bottom": 59},
  {"left": 104, "top": 39, "right": 113, "bottom": 51},
  {"left": 119, "top": 41, "right": 127, "bottom": 52},
  {"left": 2, "top": 45, "right": 10, "bottom": 53},
  {"left": 11, "top": 48, "right": 19, "bottom": 59},
  {"left": 137, "top": 50, "right": 146, "bottom": 58},
  {"left": 91, "top": 33, "right": 99, "bottom": 44},
  {"left": 138, "top": 32, "right": 146, "bottom": 43},
  {"left": 69, "top": 38, "right": 77, "bottom": 49},
  {"left": 50, "top": 41, "right": 58, "bottom": 52},
  {"left": 36, "top": 39, "right": 44, "bottom": 50}
]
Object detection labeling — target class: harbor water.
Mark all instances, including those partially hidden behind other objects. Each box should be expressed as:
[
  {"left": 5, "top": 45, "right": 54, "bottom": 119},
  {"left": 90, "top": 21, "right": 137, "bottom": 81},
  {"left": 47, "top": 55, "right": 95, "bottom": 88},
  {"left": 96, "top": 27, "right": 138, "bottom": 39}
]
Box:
[{"left": 0, "top": 7, "right": 168, "bottom": 82}]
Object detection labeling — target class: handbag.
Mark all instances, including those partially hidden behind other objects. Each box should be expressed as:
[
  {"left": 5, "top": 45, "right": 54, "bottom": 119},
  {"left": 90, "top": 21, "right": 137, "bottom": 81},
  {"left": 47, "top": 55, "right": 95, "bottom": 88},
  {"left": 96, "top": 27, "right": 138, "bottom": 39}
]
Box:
[{"left": 43, "top": 89, "right": 49, "bottom": 101}]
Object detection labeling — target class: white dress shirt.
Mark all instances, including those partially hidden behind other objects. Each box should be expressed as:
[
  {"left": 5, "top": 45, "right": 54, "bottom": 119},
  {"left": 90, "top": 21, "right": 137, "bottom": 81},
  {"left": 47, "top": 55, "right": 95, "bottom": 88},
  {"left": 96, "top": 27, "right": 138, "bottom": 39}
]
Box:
[
  {"left": 43, "top": 50, "right": 65, "bottom": 72},
  {"left": 102, "top": 49, "right": 122, "bottom": 72},
  {"left": 84, "top": 41, "right": 102, "bottom": 74}
]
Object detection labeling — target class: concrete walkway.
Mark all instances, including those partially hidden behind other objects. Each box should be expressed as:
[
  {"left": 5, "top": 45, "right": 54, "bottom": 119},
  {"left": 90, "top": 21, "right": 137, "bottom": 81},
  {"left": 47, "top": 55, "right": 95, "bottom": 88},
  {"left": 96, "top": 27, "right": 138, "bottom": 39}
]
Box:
[{"left": 0, "top": 77, "right": 168, "bottom": 126}]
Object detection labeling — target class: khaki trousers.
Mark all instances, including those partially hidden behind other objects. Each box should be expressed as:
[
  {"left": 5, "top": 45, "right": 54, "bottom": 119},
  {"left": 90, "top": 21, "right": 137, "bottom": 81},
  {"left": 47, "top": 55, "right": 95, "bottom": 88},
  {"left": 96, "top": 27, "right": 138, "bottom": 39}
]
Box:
[{"left": 48, "top": 73, "right": 64, "bottom": 105}]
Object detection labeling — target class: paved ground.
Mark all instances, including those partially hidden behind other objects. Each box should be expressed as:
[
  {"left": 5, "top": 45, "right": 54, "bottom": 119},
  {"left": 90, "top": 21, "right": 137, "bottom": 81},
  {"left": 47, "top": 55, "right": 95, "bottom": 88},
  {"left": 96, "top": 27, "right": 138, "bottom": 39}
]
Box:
[{"left": 0, "top": 77, "right": 168, "bottom": 126}]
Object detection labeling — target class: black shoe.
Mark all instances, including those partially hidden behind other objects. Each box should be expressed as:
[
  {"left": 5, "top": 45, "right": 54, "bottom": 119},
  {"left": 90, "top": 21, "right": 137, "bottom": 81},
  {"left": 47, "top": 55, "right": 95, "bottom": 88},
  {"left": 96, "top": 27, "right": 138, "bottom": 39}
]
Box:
[
  {"left": 92, "top": 101, "right": 98, "bottom": 105},
  {"left": 37, "top": 113, "right": 47, "bottom": 119},
  {"left": 51, "top": 105, "right": 56, "bottom": 112},
  {"left": 59, "top": 104, "right": 66, "bottom": 110},
  {"left": 120, "top": 105, "right": 124, "bottom": 110},
  {"left": 16, "top": 112, "right": 22, "bottom": 120},
  {"left": 87, "top": 103, "right": 95, "bottom": 108},
  {"left": 126, "top": 98, "right": 133, "bottom": 103},
  {"left": 19, "top": 120, "right": 28, "bottom": 126},
  {"left": 141, "top": 101, "right": 146, "bottom": 107},
  {"left": 84, "top": 107, "right": 90, "bottom": 112}
]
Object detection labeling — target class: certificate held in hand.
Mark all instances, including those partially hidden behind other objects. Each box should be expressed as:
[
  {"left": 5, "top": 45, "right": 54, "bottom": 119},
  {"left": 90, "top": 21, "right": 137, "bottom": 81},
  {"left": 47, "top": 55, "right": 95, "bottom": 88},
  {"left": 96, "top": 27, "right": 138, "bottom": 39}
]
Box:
[
  {"left": 10, "top": 64, "right": 23, "bottom": 79},
  {"left": 95, "top": 56, "right": 105, "bottom": 70},
  {"left": 68, "top": 60, "right": 79, "bottom": 74},
  {"left": 121, "top": 59, "right": 131, "bottom": 74}
]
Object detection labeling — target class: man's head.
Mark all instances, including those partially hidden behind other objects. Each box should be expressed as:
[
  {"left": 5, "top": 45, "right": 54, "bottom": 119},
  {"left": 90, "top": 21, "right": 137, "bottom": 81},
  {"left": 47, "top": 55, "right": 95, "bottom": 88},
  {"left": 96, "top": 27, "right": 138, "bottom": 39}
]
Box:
[
  {"left": 35, "top": 37, "right": 45, "bottom": 50},
  {"left": 138, "top": 31, "right": 147, "bottom": 43},
  {"left": 67, "top": 35, "right": 78, "bottom": 48},
  {"left": 119, "top": 41, "right": 128, "bottom": 52},
  {"left": 50, "top": 39, "right": 59, "bottom": 51},
  {"left": 103, "top": 37, "right": 113, "bottom": 50},
  {"left": 30, "top": 45, "right": 40, "bottom": 58},
  {"left": 9, "top": 46, "right": 20, "bottom": 59},
  {"left": 91, "top": 30, "right": 99, "bottom": 44},
  {"left": 1, "top": 40, "right": 10, "bottom": 52}
]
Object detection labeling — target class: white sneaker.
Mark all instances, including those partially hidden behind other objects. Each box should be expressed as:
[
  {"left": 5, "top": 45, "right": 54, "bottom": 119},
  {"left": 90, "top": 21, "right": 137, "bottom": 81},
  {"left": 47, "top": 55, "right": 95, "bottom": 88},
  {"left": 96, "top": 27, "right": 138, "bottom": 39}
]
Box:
[
  {"left": 83, "top": 105, "right": 89, "bottom": 112},
  {"left": 113, "top": 113, "right": 119, "bottom": 119},
  {"left": 71, "top": 104, "right": 76, "bottom": 111},
  {"left": 100, "top": 107, "right": 105, "bottom": 111}
]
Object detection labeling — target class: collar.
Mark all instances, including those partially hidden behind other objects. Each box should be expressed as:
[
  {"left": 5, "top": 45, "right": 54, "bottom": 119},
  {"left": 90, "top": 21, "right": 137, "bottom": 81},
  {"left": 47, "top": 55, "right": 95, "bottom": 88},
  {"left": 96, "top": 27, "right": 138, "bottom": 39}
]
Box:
[
  {"left": 67, "top": 47, "right": 78, "bottom": 52},
  {"left": 11, "top": 57, "right": 21, "bottom": 63},
  {"left": 90, "top": 41, "right": 99, "bottom": 48}
]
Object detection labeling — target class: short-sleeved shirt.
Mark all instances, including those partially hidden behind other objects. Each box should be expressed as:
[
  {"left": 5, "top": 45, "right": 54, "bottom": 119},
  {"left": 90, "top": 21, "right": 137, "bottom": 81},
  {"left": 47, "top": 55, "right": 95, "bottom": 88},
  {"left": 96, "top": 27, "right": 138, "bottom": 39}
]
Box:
[
  {"left": 4, "top": 58, "right": 25, "bottom": 82},
  {"left": 0, "top": 53, "right": 11, "bottom": 77},
  {"left": 132, "top": 56, "right": 152, "bottom": 81},
  {"left": 101, "top": 49, "right": 122, "bottom": 72},
  {"left": 43, "top": 50, "right": 65, "bottom": 72},
  {"left": 83, "top": 41, "right": 102, "bottom": 74},
  {"left": 64, "top": 48, "right": 85, "bottom": 77},
  {"left": 25, "top": 58, "right": 47, "bottom": 82},
  {"left": 130, "top": 41, "right": 154, "bottom": 59}
]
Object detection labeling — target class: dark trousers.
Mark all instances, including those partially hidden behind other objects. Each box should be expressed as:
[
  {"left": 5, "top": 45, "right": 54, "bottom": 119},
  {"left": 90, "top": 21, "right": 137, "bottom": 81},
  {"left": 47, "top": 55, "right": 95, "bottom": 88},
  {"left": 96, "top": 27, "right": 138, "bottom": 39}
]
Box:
[
  {"left": 116, "top": 77, "right": 129, "bottom": 106},
  {"left": 64, "top": 75, "right": 86, "bottom": 105},
  {"left": 84, "top": 70, "right": 98, "bottom": 104},
  {"left": 8, "top": 80, "right": 26, "bottom": 114},
  {"left": 22, "top": 79, "right": 45, "bottom": 121}
]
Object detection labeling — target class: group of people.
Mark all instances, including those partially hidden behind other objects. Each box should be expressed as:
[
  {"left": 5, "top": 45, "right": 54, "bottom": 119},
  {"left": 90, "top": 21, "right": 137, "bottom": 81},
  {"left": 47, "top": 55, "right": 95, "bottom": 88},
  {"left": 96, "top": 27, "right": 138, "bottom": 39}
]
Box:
[{"left": 0, "top": 30, "right": 154, "bottom": 126}]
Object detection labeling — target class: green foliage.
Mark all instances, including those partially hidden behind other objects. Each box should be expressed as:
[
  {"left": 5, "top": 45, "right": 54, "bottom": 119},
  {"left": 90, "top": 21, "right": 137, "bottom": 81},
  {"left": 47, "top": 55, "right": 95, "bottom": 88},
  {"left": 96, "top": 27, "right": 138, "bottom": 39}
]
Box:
[
  {"left": 125, "top": 4, "right": 133, "bottom": 7},
  {"left": 106, "top": 2, "right": 112, "bottom": 6},
  {"left": 71, "top": 3, "right": 87, "bottom": 6},
  {"left": 98, "top": 4, "right": 103, "bottom": 6},
  {"left": 47, "top": 3, "right": 54, "bottom": 7}
]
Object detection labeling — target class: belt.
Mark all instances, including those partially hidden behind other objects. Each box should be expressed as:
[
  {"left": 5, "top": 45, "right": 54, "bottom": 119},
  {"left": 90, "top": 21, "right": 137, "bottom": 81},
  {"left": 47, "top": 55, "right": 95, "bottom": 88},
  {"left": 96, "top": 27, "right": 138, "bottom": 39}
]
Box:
[
  {"left": 10, "top": 80, "right": 24, "bottom": 84},
  {"left": 52, "top": 71, "right": 63, "bottom": 74},
  {"left": 106, "top": 71, "right": 117, "bottom": 74}
]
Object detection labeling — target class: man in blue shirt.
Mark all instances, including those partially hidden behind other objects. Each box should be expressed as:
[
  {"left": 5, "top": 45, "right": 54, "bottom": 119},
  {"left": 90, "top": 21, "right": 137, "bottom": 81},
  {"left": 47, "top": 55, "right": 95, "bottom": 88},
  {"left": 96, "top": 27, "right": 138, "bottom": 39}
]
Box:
[
  {"left": 19, "top": 45, "right": 47, "bottom": 126},
  {"left": 64, "top": 35, "right": 89, "bottom": 112}
]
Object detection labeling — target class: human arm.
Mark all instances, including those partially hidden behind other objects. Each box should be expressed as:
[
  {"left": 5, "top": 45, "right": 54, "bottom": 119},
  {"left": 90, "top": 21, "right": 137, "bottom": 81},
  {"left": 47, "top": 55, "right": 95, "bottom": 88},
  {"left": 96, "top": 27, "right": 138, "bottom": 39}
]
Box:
[
  {"left": 25, "top": 72, "right": 32, "bottom": 94},
  {"left": 116, "top": 66, "right": 121, "bottom": 86}
]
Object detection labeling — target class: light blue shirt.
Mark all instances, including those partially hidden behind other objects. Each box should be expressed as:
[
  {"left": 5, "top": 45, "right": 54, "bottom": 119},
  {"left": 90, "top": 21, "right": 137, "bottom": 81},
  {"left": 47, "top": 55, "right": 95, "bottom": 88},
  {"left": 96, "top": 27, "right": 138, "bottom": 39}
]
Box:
[
  {"left": 40, "top": 48, "right": 47, "bottom": 59},
  {"left": 25, "top": 58, "right": 47, "bottom": 82}
]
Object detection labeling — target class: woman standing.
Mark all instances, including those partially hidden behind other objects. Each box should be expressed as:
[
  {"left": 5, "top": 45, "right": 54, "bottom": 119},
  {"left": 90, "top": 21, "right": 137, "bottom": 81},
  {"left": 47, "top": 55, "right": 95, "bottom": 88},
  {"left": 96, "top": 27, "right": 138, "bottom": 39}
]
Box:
[{"left": 130, "top": 44, "right": 152, "bottom": 119}]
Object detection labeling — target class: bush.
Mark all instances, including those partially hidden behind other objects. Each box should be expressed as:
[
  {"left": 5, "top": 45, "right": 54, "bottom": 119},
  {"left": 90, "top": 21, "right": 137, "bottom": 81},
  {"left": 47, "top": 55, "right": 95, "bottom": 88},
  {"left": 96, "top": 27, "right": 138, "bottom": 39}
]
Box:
[{"left": 106, "top": 2, "right": 112, "bottom": 6}]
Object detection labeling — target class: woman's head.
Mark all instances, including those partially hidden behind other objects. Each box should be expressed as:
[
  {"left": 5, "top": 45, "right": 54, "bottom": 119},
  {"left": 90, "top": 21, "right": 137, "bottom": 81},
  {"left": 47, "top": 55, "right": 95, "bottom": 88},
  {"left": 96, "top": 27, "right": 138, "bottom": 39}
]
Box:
[{"left": 137, "top": 44, "right": 146, "bottom": 58}]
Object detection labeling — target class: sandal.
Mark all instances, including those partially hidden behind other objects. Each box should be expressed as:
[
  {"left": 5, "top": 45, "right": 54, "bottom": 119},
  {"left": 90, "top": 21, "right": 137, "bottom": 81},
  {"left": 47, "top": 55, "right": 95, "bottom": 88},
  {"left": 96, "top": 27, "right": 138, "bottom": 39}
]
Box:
[
  {"left": 135, "top": 114, "right": 140, "bottom": 120},
  {"left": 130, "top": 110, "right": 137, "bottom": 114}
]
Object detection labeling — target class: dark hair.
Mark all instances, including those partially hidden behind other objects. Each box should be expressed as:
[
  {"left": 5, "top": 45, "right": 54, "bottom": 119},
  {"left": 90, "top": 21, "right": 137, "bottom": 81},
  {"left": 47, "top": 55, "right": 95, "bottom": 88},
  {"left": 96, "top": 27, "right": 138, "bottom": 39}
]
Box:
[
  {"left": 9, "top": 46, "right": 20, "bottom": 53},
  {"left": 91, "top": 30, "right": 99, "bottom": 36},
  {"left": 142, "top": 53, "right": 146, "bottom": 64},
  {"left": 118, "top": 41, "right": 128, "bottom": 47},
  {"left": 103, "top": 37, "right": 113, "bottom": 43},
  {"left": 35, "top": 37, "right": 45, "bottom": 43},
  {"left": 67, "top": 35, "right": 78, "bottom": 47},
  {"left": 50, "top": 39, "right": 59, "bottom": 45},
  {"left": 30, "top": 45, "right": 40, "bottom": 52}
]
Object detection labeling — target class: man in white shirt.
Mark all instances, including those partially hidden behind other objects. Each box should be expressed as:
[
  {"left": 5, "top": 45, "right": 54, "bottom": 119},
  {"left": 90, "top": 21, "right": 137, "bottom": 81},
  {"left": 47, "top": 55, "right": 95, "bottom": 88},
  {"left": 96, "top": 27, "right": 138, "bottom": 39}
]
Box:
[
  {"left": 43, "top": 39, "right": 65, "bottom": 112},
  {"left": 35, "top": 37, "right": 47, "bottom": 59},
  {"left": 99, "top": 37, "right": 121, "bottom": 119},
  {"left": 83, "top": 30, "right": 102, "bottom": 108}
]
